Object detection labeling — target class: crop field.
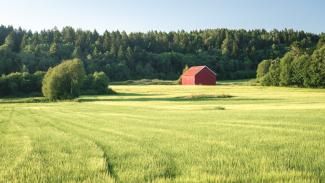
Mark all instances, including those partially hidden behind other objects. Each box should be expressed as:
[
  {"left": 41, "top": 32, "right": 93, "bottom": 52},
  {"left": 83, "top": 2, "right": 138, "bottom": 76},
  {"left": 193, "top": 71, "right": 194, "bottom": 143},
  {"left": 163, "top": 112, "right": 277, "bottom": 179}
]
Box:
[{"left": 1, "top": 83, "right": 325, "bottom": 182}]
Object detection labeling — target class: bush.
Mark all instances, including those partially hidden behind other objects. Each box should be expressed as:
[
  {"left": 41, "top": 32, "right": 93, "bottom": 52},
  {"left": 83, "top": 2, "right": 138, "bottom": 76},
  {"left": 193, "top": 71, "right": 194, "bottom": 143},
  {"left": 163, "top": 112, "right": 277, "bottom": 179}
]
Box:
[
  {"left": 268, "top": 59, "right": 281, "bottom": 86},
  {"left": 256, "top": 60, "right": 271, "bottom": 81},
  {"left": 291, "top": 54, "right": 309, "bottom": 86},
  {"left": 0, "top": 71, "right": 45, "bottom": 97},
  {"left": 279, "top": 52, "right": 295, "bottom": 86},
  {"left": 92, "top": 71, "right": 109, "bottom": 94},
  {"left": 305, "top": 46, "right": 325, "bottom": 87},
  {"left": 42, "top": 59, "right": 86, "bottom": 100},
  {"left": 260, "top": 59, "right": 280, "bottom": 86},
  {"left": 260, "top": 73, "right": 271, "bottom": 86},
  {"left": 82, "top": 72, "right": 110, "bottom": 95}
]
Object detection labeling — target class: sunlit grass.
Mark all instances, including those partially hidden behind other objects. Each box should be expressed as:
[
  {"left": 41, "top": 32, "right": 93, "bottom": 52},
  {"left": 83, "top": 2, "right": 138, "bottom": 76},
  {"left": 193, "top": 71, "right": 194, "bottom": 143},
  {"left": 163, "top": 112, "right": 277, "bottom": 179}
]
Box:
[{"left": 1, "top": 84, "right": 325, "bottom": 182}]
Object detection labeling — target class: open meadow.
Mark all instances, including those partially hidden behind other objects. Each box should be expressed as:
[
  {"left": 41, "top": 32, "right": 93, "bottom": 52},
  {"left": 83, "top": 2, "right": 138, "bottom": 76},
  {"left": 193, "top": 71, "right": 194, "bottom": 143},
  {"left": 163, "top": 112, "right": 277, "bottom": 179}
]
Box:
[{"left": 1, "top": 83, "right": 325, "bottom": 182}]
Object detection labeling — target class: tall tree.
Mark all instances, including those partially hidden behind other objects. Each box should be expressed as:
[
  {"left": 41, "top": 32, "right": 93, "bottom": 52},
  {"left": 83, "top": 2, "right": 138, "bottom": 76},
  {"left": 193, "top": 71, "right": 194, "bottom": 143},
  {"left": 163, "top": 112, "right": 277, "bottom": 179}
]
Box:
[
  {"left": 305, "top": 46, "right": 325, "bottom": 87},
  {"left": 0, "top": 32, "right": 15, "bottom": 51}
]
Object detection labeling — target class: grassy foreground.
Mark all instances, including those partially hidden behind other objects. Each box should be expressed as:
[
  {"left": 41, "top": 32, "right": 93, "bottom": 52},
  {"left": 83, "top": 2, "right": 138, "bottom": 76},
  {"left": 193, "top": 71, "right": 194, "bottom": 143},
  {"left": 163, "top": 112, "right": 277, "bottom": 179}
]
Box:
[{"left": 1, "top": 83, "right": 325, "bottom": 182}]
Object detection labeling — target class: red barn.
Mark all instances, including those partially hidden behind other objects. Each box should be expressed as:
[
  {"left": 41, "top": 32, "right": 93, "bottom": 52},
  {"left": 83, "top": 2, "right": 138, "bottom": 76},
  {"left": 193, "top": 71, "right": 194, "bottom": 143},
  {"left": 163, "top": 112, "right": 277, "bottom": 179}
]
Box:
[{"left": 181, "top": 66, "right": 216, "bottom": 85}]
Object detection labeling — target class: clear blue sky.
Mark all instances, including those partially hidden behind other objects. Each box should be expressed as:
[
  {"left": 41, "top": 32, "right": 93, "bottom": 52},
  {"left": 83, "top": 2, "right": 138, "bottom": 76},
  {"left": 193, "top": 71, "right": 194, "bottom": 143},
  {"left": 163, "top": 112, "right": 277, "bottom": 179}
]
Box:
[{"left": 1, "top": 0, "right": 324, "bottom": 33}]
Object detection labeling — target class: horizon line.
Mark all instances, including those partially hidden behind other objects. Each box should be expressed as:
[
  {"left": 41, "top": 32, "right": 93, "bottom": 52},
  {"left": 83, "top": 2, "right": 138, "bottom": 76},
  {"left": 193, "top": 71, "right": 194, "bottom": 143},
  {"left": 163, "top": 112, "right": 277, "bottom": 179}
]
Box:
[{"left": 1, "top": 24, "right": 323, "bottom": 35}]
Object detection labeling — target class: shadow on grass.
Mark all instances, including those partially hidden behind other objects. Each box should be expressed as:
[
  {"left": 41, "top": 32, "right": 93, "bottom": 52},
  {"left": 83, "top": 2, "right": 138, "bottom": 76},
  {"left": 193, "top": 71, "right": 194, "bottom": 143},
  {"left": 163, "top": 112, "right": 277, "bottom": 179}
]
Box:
[
  {"left": 0, "top": 98, "right": 49, "bottom": 104},
  {"left": 76, "top": 94, "right": 284, "bottom": 103},
  {"left": 76, "top": 94, "right": 237, "bottom": 103},
  {"left": 0, "top": 93, "right": 160, "bottom": 104},
  {"left": 1, "top": 93, "right": 282, "bottom": 104},
  {"left": 115, "top": 92, "right": 161, "bottom": 97},
  {"left": 110, "top": 79, "right": 177, "bottom": 85}
]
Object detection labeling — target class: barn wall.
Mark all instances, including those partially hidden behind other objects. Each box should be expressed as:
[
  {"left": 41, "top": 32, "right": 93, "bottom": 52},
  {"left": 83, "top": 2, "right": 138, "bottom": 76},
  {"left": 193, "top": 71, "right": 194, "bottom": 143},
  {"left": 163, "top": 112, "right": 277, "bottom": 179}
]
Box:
[
  {"left": 195, "top": 68, "right": 216, "bottom": 85},
  {"left": 182, "top": 76, "right": 195, "bottom": 85}
]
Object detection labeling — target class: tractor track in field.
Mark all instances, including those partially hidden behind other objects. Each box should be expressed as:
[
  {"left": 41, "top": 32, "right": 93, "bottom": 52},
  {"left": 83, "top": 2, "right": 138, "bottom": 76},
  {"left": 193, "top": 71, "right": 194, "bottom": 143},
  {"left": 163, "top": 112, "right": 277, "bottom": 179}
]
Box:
[
  {"left": 69, "top": 110, "right": 241, "bottom": 153},
  {"left": 62, "top": 109, "right": 214, "bottom": 142},
  {"left": 217, "top": 122, "right": 324, "bottom": 136},
  {"left": 0, "top": 108, "right": 33, "bottom": 183},
  {"left": 7, "top": 107, "right": 15, "bottom": 125},
  {"left": 0, "top": 107, "right": 6, "bottom": 133},
  {"left": 93, "top": 142, "right": 119, "bottom": 182},
  {"left": 0, "top": 135, "right": 32, "bottom": 182},
  {"left": 41, "top": 112, "right": 121, "bottom": 182},
  {"left": 26, "top": 106, "right": 325, "bottom": 182},
  {"left": 43, "top": 108, "right": 181, "bottom": 182},
  {"left": 27, "top": 109, "right": 120, "bottom": 183}
]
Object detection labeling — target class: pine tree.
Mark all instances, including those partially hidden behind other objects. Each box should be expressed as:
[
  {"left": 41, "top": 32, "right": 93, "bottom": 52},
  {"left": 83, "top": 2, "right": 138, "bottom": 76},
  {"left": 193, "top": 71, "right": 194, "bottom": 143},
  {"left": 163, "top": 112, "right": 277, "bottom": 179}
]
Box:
[
  {"left": 49, "top": 42, "right": 59, "bottom": 56},
  {"left": 110, "top": 43, "right": 117, "bottom": 57},
  {"left": 72, "top": 46, "right": 82, "bottom": 58},
  {"left": 221, "top": 34, "right": 232, "bottom": 56},
  {"left": 0, "top": 32, "right": 15, "bottom": 51},
  {"left": 117, "top": 45, "right": 125, "bottom": 60},
  {"left": 20, "top": 34, "right": 28, "bottom": 51}
]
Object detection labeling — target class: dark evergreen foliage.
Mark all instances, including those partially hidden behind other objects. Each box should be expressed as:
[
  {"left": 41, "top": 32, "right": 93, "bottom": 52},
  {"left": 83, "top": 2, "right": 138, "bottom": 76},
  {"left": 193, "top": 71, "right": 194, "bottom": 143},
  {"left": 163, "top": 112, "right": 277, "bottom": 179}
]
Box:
[{"left": 0, "top": 25, "right": 320, "bottom": 82}]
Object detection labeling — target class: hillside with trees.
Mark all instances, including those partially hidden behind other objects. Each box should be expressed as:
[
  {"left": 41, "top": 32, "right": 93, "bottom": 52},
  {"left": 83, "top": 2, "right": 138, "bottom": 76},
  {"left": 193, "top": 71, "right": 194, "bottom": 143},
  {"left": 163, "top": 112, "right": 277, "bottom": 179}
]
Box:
[
  {"left": 256, "top": 36, "right": 325, "bottom": 87},
  {"left": 1, "top": 25, "right": 324, "bottom": 97},
  {"left": 0, "top": 25, "right": 321, "bottom": 82}
]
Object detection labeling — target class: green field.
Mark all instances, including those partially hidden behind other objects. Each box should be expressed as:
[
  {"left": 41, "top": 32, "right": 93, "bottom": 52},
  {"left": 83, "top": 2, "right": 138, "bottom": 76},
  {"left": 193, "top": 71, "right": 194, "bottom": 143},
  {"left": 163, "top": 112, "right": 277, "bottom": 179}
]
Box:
[{"left": 1, "top": 83, "right": 325, "bottom": 182}]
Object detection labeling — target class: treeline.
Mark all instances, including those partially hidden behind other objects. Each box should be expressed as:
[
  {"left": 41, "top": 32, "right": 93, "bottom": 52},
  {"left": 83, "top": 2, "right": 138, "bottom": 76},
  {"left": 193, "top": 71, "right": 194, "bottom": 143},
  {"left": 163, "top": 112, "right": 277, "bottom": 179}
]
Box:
[
  {"left": 256, "top": 37, "right": 325, "bottom": 87},
  {"left": 0, "top": 25, "right": 321, "bottom": 81},
  {"left": 0, "top": 71, "right": 45, "bottom": 96},
  {"left": 0, "top": 69, "right": 110, "bottom": 97}
]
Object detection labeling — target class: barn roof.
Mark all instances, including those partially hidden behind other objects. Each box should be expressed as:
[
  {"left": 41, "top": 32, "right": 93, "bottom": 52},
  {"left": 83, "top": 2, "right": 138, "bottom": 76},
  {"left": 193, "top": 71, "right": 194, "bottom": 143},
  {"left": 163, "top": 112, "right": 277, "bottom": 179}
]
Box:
[{"left": 182, "top": 66, "right": 216, "bottom": 76}]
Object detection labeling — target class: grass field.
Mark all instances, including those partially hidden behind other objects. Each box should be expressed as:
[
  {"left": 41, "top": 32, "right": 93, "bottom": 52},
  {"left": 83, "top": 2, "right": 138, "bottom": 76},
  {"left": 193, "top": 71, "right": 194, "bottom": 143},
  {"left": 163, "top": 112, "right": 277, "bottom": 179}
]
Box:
[{"left": 1, "top": 83, "right": 325, "bottom": 182}]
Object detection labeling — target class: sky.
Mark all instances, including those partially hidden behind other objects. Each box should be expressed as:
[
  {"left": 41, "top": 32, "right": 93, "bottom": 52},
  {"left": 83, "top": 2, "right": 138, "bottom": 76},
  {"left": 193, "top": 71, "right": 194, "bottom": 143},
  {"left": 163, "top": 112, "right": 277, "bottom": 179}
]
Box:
[{"left": 0, "top": 0, "right": 324, "bottom": 34}]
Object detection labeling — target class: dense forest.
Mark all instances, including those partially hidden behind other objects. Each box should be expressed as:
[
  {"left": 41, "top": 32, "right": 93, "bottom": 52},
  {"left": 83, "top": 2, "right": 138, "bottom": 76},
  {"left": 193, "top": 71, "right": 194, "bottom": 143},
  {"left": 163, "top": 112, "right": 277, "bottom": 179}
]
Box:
[
  {"left": 0, "top": 25, "right": 322, "bottom": 81},
  {"left": 256, "top": 36, "right": 325, "bottom": 87}
]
